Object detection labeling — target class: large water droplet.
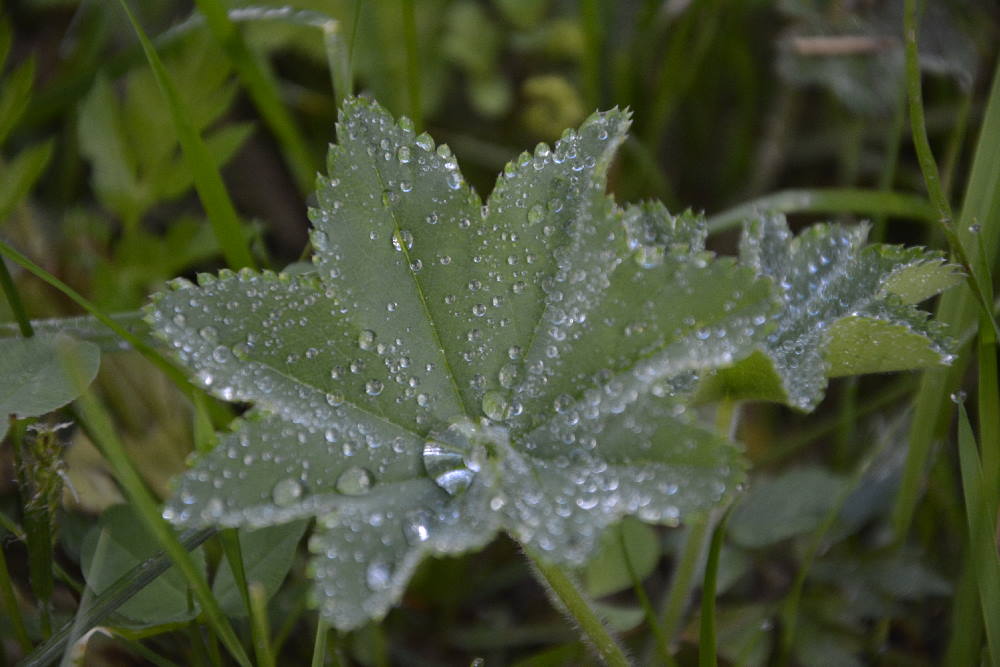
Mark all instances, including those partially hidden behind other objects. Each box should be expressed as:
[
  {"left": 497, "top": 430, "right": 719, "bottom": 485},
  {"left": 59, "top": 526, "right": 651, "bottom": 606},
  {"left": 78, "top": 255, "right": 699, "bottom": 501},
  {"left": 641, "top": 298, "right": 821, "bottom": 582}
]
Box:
[
  {"left": 366, "top": 561, "right": 392, "bottom": 591},
  {"left": 482, "top": 391, "right": 509, "bottom": 421},
  {"left": 365, "top": 379, "right": 384, "bottom": 396},
  {"left": 336, "top": 466, "right": 374, "bottom": 495},
  {"left": 635, "top": 245, "right": 664, "bottom": 268},
  {"left": 358, "top": 329, "right": 376, "bottom": 351},
  {"left": 403, "top": 510, "right": 432, "bottom": 544},
  {"left": 422, "top": 440, "right": 475, "bottom": 495},
  {"left": 272, "top": 478, "right": 303, "bottom": 506},
  {"left": 498, "top": 362, "right": 520, "bottom": 388}
]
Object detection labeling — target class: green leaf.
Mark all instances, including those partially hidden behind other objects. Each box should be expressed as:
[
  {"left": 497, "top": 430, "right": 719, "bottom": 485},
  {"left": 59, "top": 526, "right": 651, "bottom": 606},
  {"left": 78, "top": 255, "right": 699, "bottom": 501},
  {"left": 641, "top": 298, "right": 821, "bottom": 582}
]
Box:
[
  {"left": 0, "top": 57, "right": 34, "bottom": 145},
  {"left": 728, "top": 466, "right": 845, "bottom": 549},
  {"left": 0, "top": 139, "right": 54, "bottom": 225},
  {"left": 212, "top": 520, "right": 308, "bottom": 617},
  {"left": 81, "top": 504, "right": 205, "bottom": 628},
  {"left": 0, "top": 333, "right": 100, "bottom": 420},
  {"left": 591, "top": 601, "right": 645, "bottom": 632},
  {"left": 148, "top": 97, "right": 778, "bottom": 630},
  {"left": 78, "top": 74, "right": 142, "bottom": 223},
  {"left": 584, "top": 517, "right": 660, "bottom": 598},
  {"left": 700, "top": 213, "right": 961, "bottom": 410}
]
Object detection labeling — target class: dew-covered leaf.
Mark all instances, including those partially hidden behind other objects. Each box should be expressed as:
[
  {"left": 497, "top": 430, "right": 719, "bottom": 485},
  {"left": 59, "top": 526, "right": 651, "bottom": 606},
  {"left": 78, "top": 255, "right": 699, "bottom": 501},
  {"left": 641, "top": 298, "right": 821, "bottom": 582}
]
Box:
[
  {"left": 0, "top": 333, "right": 101, "bottom": 420},
  {"left": 699, "top": 213, "right": 960, "bottom": 410},
  {"left": 150, "top": 97, "right": 779, "bottom": 630}
]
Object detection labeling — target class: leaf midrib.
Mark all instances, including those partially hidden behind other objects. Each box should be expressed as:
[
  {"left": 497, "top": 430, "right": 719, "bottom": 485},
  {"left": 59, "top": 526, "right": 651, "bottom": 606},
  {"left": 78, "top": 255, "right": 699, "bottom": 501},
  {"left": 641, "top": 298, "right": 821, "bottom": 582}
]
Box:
[{"left": 358, "top": 118, "right": 471, "bottom": 419}]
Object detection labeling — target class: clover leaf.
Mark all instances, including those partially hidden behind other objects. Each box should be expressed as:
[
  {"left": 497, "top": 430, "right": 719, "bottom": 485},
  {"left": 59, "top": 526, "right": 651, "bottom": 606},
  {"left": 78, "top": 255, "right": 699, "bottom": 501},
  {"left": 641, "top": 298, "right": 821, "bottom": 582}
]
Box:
[
  {"left": 699, "top": 213, "right": 961, "bottom": 411},
  {"left": 147, "top": 97, "right": 778, "bottom": 629}
]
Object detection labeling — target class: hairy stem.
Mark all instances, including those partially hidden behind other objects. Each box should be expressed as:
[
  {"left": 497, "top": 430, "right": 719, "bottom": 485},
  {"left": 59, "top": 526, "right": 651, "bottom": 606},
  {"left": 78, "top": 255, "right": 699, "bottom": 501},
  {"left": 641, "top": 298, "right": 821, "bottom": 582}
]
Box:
[{"left": 526, "top": 548, "right": 631, "bottom": 667}]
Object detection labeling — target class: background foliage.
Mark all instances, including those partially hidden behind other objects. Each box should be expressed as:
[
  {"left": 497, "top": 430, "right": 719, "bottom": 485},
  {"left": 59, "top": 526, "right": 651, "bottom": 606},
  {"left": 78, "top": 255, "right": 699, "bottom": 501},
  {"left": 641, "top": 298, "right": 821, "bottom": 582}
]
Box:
[{"left": 0, "top": 0, "right": 998, "bottom": 665}]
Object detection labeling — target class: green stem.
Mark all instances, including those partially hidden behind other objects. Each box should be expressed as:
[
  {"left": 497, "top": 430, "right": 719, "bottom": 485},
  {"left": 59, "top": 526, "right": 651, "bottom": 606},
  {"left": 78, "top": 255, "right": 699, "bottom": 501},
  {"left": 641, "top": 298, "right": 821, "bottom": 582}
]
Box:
[
  {"left": 11, "top": 420, "right": 53, "bottom": 638},
  {"left": 526, "top": 548, "right": 632, "bottom": 667}
]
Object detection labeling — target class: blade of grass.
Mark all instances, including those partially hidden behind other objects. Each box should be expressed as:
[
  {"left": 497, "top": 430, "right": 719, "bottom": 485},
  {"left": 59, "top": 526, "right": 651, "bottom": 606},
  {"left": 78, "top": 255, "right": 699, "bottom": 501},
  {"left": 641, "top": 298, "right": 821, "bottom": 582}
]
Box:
[
  {"left": 525, "top": 548, "right": 632, "bottom": 667},
  {"left": 871, "top": 86, "right": 908, "bottom": 242},
  {"left": 249, "top": 583, "right": 275, "bottom": 667},
  {"left": 892, "top": 55, "right": 1000, "bottom": 540},
  {"left": 191, "top": 0, "right": 315, "bottom": 195},
  {"left": 324, "top": 16, "right": 352, "bottom": 106},
  {"left": 400, "top": 0, "right": 421, "bottom": 132},
  {"left": 644, "top": 0, "right": 722, "bottom": 151},
  {"left": 310, "top": 618, "right": 329, "bottom": 667},
  {"left": 698, "top": 509, "right": 729, "bottom": 667},
  {"left": 63, "top": 353, "right": 251, "bottom": 667},
  {"left": 580, "top": 0, "right": 604, "bottom": 109},
  {"left": 0, "top": 256, "right": 32, "bottom": 337},
  {"left": 944, "top": 547, "right": 984, "bottom": 667},
  {"left": 22, "top": 528, "right": 216, "bottom": 667},
  {"left": 0, "top": 518, "right": 32, "bottom": 652},
  {"left": 706, "top": 188, "right": 937, "bottom": 234},
  {"left": 116, "top": 0, "right": 255, "bottom": 271},
  {"left": 217, "top": 529, "right": 274, "bottom": 667},
  {"left": 902, "top": 0, "right": 997, "bottom": 335},
  {"left": 974, "top": 232, "right": 998, "bottom": 497},
  {"left": 0, "top": 240, "right": 194, "bottom": 396},
  {"left": 619, "top": 528, "right": 674, "bottom": 667},
  {"left": 61, "top": 526, "right": 111, "bottom": 667},
  {"left": 957, "top": 404, "right": 1000, "bottom": 667}
]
